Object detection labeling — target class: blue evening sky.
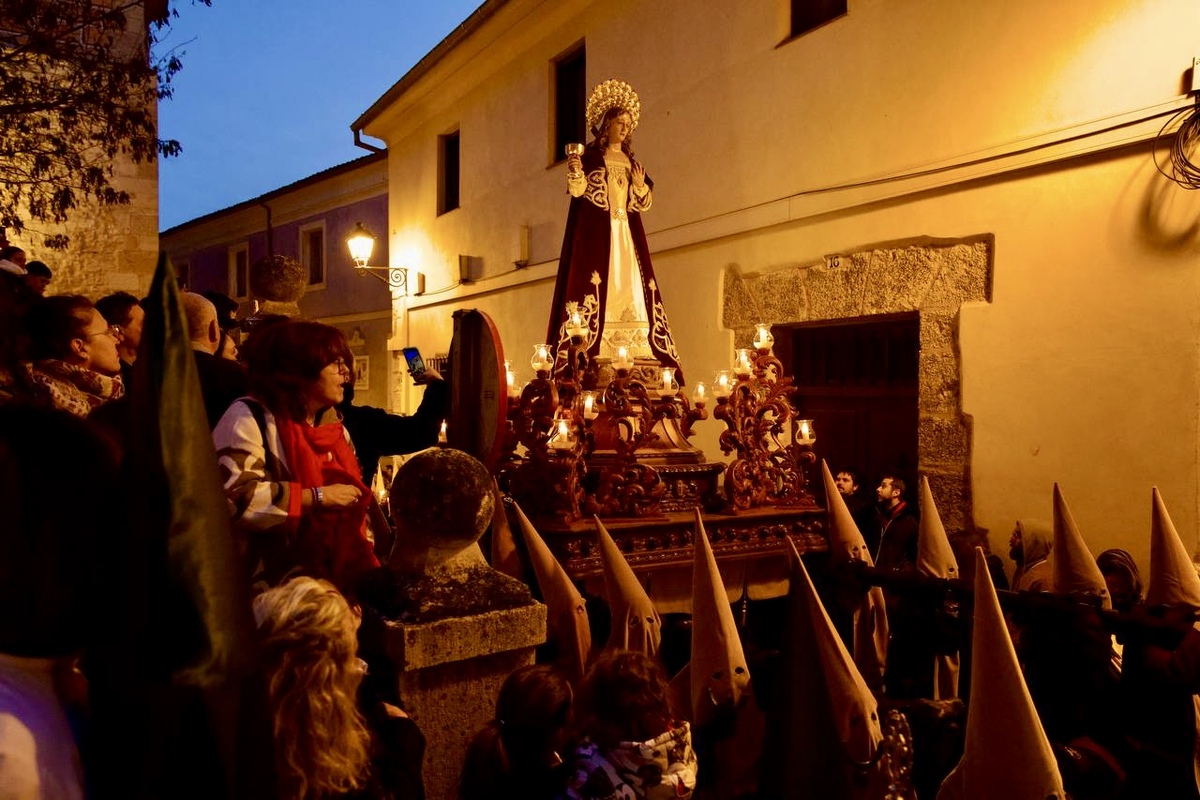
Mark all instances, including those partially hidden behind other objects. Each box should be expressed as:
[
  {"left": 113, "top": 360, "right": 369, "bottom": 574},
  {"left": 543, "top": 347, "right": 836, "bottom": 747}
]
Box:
[{"left": 156, "top": 0, "right": 480, "bottom": 231}]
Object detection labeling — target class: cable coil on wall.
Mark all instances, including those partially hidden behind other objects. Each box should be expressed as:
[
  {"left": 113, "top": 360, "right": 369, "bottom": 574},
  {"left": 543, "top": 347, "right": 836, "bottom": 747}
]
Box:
[{"left": 1154, "top": 95, "right": 1200, "bottom": 189}]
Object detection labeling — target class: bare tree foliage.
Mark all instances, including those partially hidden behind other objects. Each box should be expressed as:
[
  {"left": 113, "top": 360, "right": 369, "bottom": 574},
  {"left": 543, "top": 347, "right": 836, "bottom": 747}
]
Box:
[{"left": 0, "top": 0, "right": 209, "bottom": 249}]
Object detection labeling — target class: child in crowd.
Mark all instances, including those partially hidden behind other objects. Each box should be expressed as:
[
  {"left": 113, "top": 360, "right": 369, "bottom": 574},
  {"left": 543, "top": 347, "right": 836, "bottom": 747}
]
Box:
[
  {"left": 460, "top": 664, "right": 574, "bottom": 799},
  {"left": 565, "top": 650, "right": 697, "bottom": 799}
]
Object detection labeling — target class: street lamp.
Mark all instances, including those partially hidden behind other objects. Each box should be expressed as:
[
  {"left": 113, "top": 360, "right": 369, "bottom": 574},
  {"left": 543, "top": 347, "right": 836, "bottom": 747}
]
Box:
[{"left": 346, "top": 222, "right": 415, "bottom": 295}]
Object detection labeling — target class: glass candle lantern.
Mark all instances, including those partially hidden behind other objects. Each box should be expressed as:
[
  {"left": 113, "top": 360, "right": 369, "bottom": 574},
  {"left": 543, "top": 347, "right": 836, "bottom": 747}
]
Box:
[
  {"left": 734, "top": 348, "right": 754, "bottom": 378},
  {"left": 713, "top": 370, "right": 733, "bottom": 400},
  {"left": 795, "top": 419, "right": 816, "bottom": 446},
  {"left": 613, "top": 345, "right": 632, "bottom": 371},
  {"left": 565, "top": 304, "right": 587, "bottom": 339},
  {"left": 753, "top": 323, "right": 775, "bottom": 352},
  {"left": 581, "top": 391, "right": 600, "bottom": 420},
  {"left": 659, "top": 367, "right": 677, "bottom": 398},
  {"left": 548, "top": 417, "right": 575, "bottom": 450},
  {"left": 531, "top": 344, "right": 554, "bottom": 373},
  {"left": 691, "top": 381, "right": 708, "bottom": 407}
]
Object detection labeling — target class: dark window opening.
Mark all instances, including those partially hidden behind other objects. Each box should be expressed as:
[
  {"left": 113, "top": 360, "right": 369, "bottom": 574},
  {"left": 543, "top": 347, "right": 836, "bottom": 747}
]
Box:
[
  {"left": 438, "top": 130, "right": 460, "bottom": 215},
  {"left": 790, "top": 0, "right": 847, "bottom": 39},
  {"left": 553, "top": 43, "right": 586, "bottom": 161},
  {"left": 305, "top": 228, "right": 324, "bottom": 285},
  {"left": 234, "top": 249, "right": 248, "bottom": 299}
]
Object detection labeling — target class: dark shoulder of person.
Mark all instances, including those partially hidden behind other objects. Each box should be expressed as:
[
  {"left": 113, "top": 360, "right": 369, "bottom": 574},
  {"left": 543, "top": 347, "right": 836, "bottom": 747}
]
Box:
[{"left": 357, "top": 698, "right": 426, "bottom": 800}]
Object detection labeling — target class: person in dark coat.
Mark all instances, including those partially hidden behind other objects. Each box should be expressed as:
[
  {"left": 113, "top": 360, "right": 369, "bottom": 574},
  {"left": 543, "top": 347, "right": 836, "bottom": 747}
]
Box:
[
  {"left": 835, "top": 467, "right": 880, "bottom": 556},
  {"left": 875, "top": 474, "right": 918, "bottom": 570},
  {"left": 181, "top": 292, "right": 248, "bottom": 429},
  {"left": 95, "top": 291, "right": 145, "bottom": 388},
  {"left": 338, "top": 373, "right": 449, "bottom": 488}
]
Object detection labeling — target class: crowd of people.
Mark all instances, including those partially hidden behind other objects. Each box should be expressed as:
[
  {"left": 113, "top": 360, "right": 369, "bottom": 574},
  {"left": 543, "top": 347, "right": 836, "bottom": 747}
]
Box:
[{"left": 0, "top": 254, "right": 461, "bottom": 798}]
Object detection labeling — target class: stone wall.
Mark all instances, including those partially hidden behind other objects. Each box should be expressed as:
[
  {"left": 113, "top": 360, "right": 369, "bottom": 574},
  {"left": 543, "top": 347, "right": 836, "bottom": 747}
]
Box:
[
  {"left": 722, "top": 236, "right": 992, "bottom": 540},
  {"left": 4, "top": 0, "right": 159, "bottom": 299}
]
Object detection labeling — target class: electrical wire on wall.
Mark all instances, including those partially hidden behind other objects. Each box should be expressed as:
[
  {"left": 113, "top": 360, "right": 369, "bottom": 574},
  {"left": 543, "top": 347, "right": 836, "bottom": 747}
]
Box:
[{"left": 1153, "top": 95, "right": 1200, "bottom": 189}]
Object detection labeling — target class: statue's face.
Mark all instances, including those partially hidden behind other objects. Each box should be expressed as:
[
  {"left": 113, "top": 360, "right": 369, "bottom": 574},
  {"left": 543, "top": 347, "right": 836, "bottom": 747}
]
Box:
[{"left": 605, "top": 111, "right": 632, "bottom": 145}]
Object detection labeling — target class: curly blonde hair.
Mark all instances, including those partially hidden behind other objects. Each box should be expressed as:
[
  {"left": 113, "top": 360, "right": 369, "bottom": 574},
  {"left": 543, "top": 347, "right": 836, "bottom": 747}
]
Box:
[{"left": 253, "top": 577, "right": 372, "bottom": 799}]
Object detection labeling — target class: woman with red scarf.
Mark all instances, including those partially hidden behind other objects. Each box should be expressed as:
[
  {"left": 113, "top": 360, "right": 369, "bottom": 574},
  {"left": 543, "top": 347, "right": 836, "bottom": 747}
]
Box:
[{"left": 214, "top": 320, "right": 379, "bottom": 595}]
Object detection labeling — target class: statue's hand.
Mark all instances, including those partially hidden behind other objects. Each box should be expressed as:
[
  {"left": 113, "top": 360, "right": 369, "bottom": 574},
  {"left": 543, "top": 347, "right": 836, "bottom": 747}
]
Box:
[
  {"left": 631, "top": 160, "right": 646, "bottom": 188},
  {"left": 567, "top": 153, "right": 583, "bottom": 173}
]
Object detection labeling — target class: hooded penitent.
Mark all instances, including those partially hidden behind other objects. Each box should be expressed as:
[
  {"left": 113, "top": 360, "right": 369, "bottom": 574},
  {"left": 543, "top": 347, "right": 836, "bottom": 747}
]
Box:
[
  {"left": 917, "top": 475, "right": 961, "bottom": 700},
  {"left": 688, "top": 509, "right": 751, "bottom": 729},
  {"left": 1147, "top": 487, "right": 1200, "bottom": 607},
  {"left": 1012, "top": 519, "right": 1053, "bottom": 592},
  {"left": 937, "top": 549, "right": 1066, "bottom": 800},
  {"left": 594, "top": 516, "right": 661, "bottom": 656},
  {"left": 784, "top": 537, "right": 883, "bottom": 800},
  {"left": 512, "top": 502, "right": 591, "bottom": 682},
  {"left": 1144, "top": 487, "right": 1200, "bottom": 794},
  {"left": 1052, "top": 484, "right": 1111, "bottom": 609},
  {"left": 821, "top": 460, "right": 889, "bottom": 690}
]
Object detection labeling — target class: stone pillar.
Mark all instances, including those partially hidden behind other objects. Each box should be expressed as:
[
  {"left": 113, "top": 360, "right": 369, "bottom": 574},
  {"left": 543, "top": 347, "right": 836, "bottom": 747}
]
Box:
[{"left": 378, "top": 448, "right": 546, "bottom": 800}]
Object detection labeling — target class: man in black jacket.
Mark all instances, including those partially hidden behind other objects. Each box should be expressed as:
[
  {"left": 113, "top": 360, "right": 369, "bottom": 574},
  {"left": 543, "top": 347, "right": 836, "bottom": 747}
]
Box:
[
  {"left": 181, "top": 292, "right": 248, "bottom": 429},
  {"left": 339, "top": 374, "right": 449, "bottom": 487}
]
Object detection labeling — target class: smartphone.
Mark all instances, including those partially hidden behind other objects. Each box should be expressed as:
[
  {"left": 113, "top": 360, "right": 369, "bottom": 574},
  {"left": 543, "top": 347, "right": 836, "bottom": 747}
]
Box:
[{"left": 402, "top": 346, "right": 427, "bottom": 383}]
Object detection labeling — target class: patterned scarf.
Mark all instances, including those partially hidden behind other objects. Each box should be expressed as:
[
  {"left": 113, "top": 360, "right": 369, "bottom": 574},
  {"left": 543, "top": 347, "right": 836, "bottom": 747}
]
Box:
[
  {"left": 275, "top": 413, "right": 378, "bottom": 594},
  {"left": 25, "top": 359, "right": 124, "bottom": 418}
]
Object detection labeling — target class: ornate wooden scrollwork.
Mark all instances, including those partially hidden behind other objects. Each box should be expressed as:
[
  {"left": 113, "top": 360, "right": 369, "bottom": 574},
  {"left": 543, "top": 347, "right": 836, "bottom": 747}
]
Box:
[{"left": 713, "top": 349, "right": 817, "bottom": 510}]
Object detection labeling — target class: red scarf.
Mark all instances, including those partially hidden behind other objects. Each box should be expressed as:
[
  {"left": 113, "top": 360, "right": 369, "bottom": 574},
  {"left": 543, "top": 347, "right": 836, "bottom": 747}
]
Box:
[{"left": 276, "top": 414, "right": 379, "bottom": 593}]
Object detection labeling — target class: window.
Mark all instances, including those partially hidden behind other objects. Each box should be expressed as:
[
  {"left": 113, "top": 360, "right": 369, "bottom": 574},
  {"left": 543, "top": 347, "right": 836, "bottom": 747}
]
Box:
[
  {"left": 175, "top": 260, "right": 190, "bottom": 291},
  {"left": 228, "top": 243, "right": 249, "bottom": 299},
  {"left": 790, "top": 0, "right": 846, "bottom": 39},
  {"left": 438, "top": 129, "right": 460, "bottom": 215},
  {"left": 553, "top": 43, "right": 586, "bottom": 161},
  {"left": 300, "top": 222, "right": 326, "bottom": 287}
]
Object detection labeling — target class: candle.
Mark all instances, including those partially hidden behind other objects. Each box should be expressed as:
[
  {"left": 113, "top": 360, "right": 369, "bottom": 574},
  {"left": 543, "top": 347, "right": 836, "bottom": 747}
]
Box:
[
  {"left": 614, "top": 345, "right": 632, "bottom": 371},
  {"left": 734, "top": 348, "right": 753, "bottom": 377},
  {"left": 565, "top": 303, "right": 586, "bottom": 339},
  {"left": 692, "top": 381, "right": 708, "bottom": 407},
  {"left": 659, "top": 367, "right": 677, "bottom": 398},
  {"left": 713, "top": 371, "right": 733, "bottom": 399},
  {"left": 438, "top": 420, "right": 448, "bottom": 444},
  {"left": 753, "top": 323, "right": 775, "bottom": 352},
  {"left": 581, "top": 391, "right": 599, "bottom": 420},
  {"left": 549, "top": 417, "right": 574, "bottom": 450},
  {"left": 531, "top": 343, "right": 553, "bottom": 373},
  {"left": 504, "top": 360, "right": 519, "bottom": 399},
  {"left": 796, "top": 419, "right": 815, "bottom": 445}
]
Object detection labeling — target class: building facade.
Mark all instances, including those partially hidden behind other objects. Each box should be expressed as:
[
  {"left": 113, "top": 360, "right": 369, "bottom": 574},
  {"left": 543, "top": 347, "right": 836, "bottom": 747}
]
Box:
[
  {"left": 159, "top": 152, "right": 399, "bottom": 410},
  {"left": 352, "top": 0, "right": 1200, "bottom": 569}
]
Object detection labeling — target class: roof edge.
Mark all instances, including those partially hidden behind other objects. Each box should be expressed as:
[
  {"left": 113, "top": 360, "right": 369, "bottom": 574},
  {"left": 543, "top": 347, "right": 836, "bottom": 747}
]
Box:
[
  {"left": 160, "top": 151, "right": 387, "bottom": 237},
  {"left": 351, "top": 0, "right": 510, "bottom": 136}
]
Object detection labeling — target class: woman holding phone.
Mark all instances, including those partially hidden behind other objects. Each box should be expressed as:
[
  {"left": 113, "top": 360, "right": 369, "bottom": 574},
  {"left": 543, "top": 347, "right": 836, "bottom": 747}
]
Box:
[{"left": 214, "top": 320, "right": 379, "bottom": 595}]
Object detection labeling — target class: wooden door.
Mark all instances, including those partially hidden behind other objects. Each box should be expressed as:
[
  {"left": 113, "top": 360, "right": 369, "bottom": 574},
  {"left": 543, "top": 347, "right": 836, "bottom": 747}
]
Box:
[{"left": 774, "top": 313, "right": 919, "bottom": 501}]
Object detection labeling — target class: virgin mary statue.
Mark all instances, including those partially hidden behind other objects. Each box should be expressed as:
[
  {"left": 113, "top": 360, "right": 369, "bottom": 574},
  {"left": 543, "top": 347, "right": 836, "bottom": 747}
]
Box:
[{"left": 546, "top": 79, "right": 684, "bottom": 384}]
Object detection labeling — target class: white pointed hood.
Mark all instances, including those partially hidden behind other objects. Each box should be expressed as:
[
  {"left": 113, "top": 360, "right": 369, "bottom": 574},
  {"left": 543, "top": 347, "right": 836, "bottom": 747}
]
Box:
[
  {"left": 513, "top": 502, "right": 591, "bottom": 681},
  {"left": 1146, "top": 487, "right": 1200, "bottom": 607},
  {"left": 1051, "top": 484, "right": 1110, "bottom": 609},
  {"left": 594, "top": 515, "right": 662, "bottom": 656},
  {"left": 937, "top": 549, "right": 1066, "bottom": 800},
  {"left": 689, "top": 509, "right": 751, "bottom": 728}
]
